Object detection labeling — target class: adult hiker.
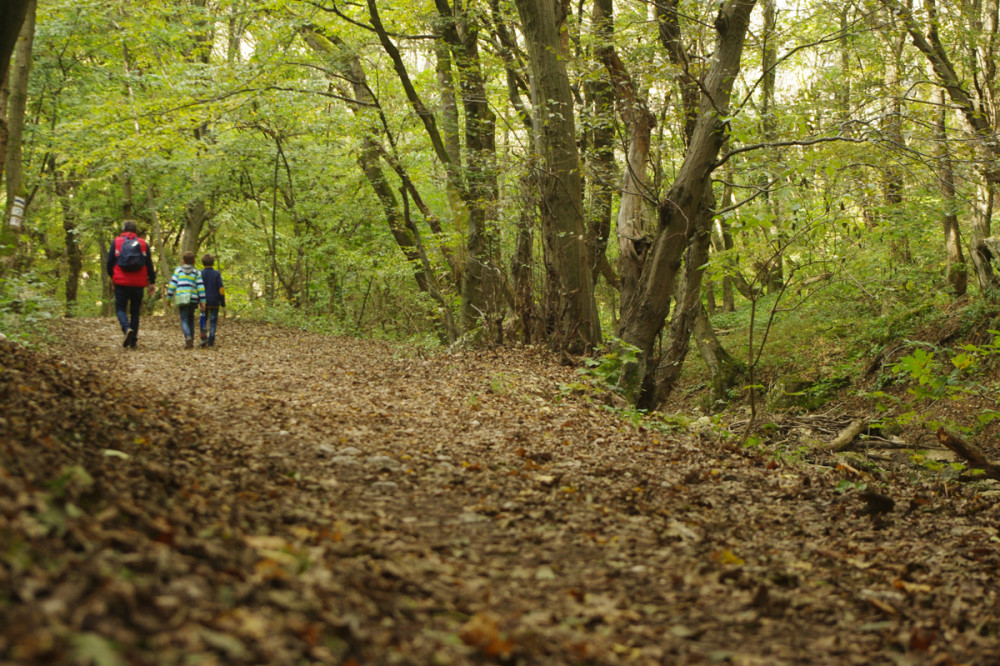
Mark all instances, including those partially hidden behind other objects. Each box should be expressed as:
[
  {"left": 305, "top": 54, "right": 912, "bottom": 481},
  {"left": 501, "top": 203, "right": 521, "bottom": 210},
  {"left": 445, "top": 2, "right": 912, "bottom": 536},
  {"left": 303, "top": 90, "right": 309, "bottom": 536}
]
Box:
[
  {"left": 106, "top": 219, "right": 156, "bottom": 349},
  {"left": 166, "top": 250, "right": 206, "bottom": 349}
]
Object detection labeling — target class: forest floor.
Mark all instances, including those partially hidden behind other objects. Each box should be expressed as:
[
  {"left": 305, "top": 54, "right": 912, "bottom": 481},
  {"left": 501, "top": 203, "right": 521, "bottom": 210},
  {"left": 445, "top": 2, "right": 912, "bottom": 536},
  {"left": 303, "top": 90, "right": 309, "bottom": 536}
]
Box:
[{"left": 1, "top": 316, "right": 999, "bottom": 665}]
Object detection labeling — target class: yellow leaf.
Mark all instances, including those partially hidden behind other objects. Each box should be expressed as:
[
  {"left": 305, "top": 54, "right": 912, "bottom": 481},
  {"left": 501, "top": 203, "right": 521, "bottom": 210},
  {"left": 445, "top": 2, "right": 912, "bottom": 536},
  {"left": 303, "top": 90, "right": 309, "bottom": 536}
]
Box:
[{"left": 714, "top": 549, "right": 745, "bottom": 566}]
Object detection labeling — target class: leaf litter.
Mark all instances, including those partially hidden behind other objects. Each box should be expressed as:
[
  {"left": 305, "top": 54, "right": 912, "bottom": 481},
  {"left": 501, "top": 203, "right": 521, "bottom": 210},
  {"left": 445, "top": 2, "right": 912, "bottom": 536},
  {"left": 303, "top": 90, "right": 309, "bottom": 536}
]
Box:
[{"left": 0, "top": 317, "right": 998, "bottom": 665}]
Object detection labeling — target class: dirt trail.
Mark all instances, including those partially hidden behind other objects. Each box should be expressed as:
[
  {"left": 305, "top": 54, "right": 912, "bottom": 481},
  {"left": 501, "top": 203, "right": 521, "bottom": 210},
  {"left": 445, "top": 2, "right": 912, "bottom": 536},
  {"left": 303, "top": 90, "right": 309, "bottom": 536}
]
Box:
[{"left": 1, "top": 316, "right": 998, "bottom": 665}]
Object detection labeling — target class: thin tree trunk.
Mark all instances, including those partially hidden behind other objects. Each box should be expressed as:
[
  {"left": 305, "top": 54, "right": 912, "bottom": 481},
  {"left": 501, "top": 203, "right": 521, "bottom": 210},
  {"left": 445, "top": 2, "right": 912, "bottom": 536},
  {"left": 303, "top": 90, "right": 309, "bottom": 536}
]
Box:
[
  {"left": 55, "top": 169, "right": 82, "bottom": 315},
  {"left": 693, "top": 302, "right": 745, "bottom": 406},
  {"left": 882, "top": 33, "right": 911, "bottom": 266},
  {"left": 586, "top": 0, "right": 617, "bottom": 287},
  {"left": 931, "top": 84, "right": 967, "bottom": 295},
  {"left": 598, "top": 29, "right": 656, "bottom": 322},
  {"left": 511, "top": 167, "right": 540, "bottom": 343},
  {"left": 300, "top": 27, "right": 459, "bottom": 340},
  {"left": 714, "top": 167, "right": 736, "bottom": 312},
  {"left": 368, "top": 0, "right": 501, "bottom": 334},
  {"left": 4, "top": 0, "right": 34, "bottom": 233},
  {"left": 433, "top": 0, "right": 502, "bottom": 331},
  {"left": 433, "top": 36, "right": 466, "bottom": 230},
  {"left": 882, "top": 0, "right": 1000, "bottom": 183},
  {"left": 761, "top": 0, "right": 785, "bottom": 292}
]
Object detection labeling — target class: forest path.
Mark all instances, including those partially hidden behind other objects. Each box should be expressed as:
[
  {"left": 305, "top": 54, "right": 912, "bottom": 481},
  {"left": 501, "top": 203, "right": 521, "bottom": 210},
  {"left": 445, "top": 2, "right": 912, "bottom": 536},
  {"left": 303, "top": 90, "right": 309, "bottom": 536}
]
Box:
[{"left": 1, "top": 316, "right": 998, "bottom": 664}]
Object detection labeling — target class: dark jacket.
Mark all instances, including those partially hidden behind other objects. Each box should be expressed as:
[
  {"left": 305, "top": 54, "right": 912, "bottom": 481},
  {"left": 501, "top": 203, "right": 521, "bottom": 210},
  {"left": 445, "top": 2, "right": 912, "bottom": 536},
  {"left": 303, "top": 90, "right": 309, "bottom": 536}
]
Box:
[
  {"left": 107, "top": 233, "right": 155, "bottom": 287},
  {"left": 200, "top": 267, "right": 226, "bottom": 308}
]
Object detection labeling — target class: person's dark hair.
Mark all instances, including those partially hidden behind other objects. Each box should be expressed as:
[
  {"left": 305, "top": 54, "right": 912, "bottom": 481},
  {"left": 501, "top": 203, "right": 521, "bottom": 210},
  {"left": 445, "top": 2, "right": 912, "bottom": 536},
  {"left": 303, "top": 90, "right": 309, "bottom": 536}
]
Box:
[
  {"left": 201, "top": 253, "right": 214, "bottom": 267},
  {"left": 182, "top": 251, "right": 196, "bottom": 265},
  {"left": 122, "top": 219, "right": 138, "bottom": 233}
]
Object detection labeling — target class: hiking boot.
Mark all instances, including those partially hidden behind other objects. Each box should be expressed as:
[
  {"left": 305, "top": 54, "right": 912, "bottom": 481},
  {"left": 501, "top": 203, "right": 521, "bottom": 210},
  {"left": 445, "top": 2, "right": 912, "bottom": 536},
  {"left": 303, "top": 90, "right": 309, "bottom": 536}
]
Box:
[
  {"left": 185, "top": 337, "right": 194, "bottom": 349},
  {"left": 200, "top": 339, "right": 209, "bottom": 348},
  {"left": 123, "top": 328, "right": 135, "bottom": 348}
]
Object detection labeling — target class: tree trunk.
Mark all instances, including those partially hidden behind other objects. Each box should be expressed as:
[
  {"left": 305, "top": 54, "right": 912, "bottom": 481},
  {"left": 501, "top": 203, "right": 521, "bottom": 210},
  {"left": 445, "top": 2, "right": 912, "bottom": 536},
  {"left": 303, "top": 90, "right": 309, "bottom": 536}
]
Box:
[
  {"left": 760, "top": 0, "right": 785, "bottom": 293},
  {"left": 586, "top": 0, "right": 617, "bottom": 286},
  {"left": 647, "top": 202, "right": 713, "bottom": 408},
  {"left": 883, "top": 0, "right": 1000, "bottom": 184},
  {"left": 55, "top": 170, "right": 82, "bottom": 315},
  {"left": 881, "top": 33, "right": 911, "bottom": 267},
  {"left": 599, "top": 14, "right": 657, "bottom": 322},
  {"left": 368, "top": 0, "right": 501, "bottom": 335},
  {"left": 511, "top": 167, "right": 540, "bottom": 343},
  {"left": 693, "top": 302, "right": 745, "bottom": 407},
  {"left": 432, "top": 37, "right": 468, "bottom": 268},
  {"left": 434, "top": 2, "right": 502, "bottom": 332},
  {"left": 4, "top": 0, "right": 34, "bottom": 234},
  {"left": 931, "top": 84, "right": 967, "bottom": 296},
  {"left": 514, "top": 0, "right": 601, "bottom": 353},
  {"left": 0, "top": 0, "right": 32, "bottom": 84},
  {"left": 971, "top": 181, "right": 1000, "bottom": 292},
  {"left": 714, "top": 169, "right": 736, "bottom": 312},
  {"left": 145, "top": 186, "right": 170, "bottom": 303},
  {"left": 618, "top": 0, "right": 757, "bottom": 404},
  {"left": 300, "top": 27, "right": 459, "bottom": 341},
  {"left": 181, "top": 196, "right": 208, "bottom": 257}
]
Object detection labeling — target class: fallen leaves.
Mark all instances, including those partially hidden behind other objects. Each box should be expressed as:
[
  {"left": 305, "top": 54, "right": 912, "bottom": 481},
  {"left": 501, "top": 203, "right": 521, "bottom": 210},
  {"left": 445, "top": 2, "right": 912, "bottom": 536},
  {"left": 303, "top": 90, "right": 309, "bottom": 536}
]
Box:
[
  {"left": 0, "top": 319, "right": 998, "bottom": 665},
  {"left": 458, "top": 612, "right": 513, "bottom": 658}
]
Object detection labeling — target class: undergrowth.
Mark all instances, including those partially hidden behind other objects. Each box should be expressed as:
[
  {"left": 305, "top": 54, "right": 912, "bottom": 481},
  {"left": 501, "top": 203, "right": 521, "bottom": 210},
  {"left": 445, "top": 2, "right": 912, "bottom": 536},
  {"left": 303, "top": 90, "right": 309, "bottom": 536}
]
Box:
[{"left": 0, "top": 273, "right": 60, "bottom": 346}]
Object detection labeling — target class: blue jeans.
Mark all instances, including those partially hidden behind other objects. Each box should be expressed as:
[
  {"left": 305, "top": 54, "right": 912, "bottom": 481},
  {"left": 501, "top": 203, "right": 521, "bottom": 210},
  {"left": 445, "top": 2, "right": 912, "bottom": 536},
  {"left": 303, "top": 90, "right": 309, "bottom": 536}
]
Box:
[
  {"left": 114, "top": 285, "right": 144, "bottom": 337},
  {"left": 204, "top": 307, "right": 220, "bottom": 345},
  {"left": 178, "top": 303, "right": 198, "bottom": 340}
]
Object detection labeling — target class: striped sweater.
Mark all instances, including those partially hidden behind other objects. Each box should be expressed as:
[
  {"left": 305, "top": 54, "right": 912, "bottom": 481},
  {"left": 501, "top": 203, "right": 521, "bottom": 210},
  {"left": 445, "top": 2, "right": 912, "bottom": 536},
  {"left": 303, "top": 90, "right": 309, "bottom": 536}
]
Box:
[{"left": 167, "top": 264, "right": 206, "bottom": 304}]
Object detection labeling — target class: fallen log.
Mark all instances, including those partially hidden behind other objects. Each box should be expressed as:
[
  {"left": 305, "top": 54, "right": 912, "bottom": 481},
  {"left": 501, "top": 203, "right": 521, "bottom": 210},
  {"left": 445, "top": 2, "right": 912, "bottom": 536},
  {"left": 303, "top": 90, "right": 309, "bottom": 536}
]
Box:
[
  {"left": 936, "top": 428, "right": 1000, "bottom": 481},
  {"left": 827, "top": 418, "right": 866, "bottom": 452}
]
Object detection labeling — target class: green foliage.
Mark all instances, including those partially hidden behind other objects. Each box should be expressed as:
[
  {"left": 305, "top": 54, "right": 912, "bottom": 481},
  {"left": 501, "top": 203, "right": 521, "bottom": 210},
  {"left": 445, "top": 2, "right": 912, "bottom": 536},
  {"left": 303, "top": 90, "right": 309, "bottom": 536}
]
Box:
[
  {"left": 0, "top": 274, "right": 59, "bottom": 345},
  {"left": 891, "top": 333, "right": 1000, "bottom": 401},
  {"left": 834, "top": 479, "right": 867, "bottom": 494},
  {"left": 579, "top": 338, "right": 640, "bottom": 393},
  {"left": 888, "top": 332, "right": 1000, "bottom": 431}
]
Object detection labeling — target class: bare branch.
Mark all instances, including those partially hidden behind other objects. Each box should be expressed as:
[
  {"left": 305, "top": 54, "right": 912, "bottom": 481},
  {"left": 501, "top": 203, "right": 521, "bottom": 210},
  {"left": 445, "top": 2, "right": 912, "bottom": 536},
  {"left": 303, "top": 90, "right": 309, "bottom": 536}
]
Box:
[{"left": 716, "top": 130, "right": 869, "bottom": 167}]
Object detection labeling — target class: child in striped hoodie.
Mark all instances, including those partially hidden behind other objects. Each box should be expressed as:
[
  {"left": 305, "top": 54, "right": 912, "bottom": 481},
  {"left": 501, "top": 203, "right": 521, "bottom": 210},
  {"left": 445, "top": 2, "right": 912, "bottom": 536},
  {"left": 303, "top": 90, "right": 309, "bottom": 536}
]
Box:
[{"left": 167, "top": 251, "right": 207, "bottom": 349}]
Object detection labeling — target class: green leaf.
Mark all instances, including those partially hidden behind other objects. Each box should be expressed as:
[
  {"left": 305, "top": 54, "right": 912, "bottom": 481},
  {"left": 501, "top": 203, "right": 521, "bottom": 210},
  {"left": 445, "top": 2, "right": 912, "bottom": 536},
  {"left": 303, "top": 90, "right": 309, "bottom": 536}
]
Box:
[{"left": 70, "top": 633, "right": 126, "bottom": 666}]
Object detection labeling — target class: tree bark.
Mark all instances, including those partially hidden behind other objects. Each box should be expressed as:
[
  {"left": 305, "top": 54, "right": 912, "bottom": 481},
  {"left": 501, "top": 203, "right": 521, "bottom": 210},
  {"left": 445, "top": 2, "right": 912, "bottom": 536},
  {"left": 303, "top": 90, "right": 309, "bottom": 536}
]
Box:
[
  {"left": 4, "top": 0, "right": 34, "bottom": 234},
  {"left": 647, "top": 208, "right": 713, "bottom": 408},
  {"left": 300, "top": 27, "right": 459, "bottom": 341},
  {"left": 0, "top": 0, "right": 32, "bottom": 84},
  {"left": 585, "top": 0, "right": 617, "bottom": 287},
  {"left": 881, "top": 32, "right": 911, "bottom": 266},
  {"left": 367, "top": 0, "right": 501, "bottom": 334},
  {"left": 931, "top": 84, "right": 967, "bottom": 296},
  {"left": 693, "top": 301, "right": 745, "bottom": 406},
  {"left": 514, "top": 0, "right": 601, "bottom": 353},
  {"left": 54, "top": 168, "right": 82, "bottom": 315},
  {"left": 618, "top": 0, "right": 757, "bottom": 404},
  {"left": 599, "top": 9, "right": 657, "bottom": 320}
]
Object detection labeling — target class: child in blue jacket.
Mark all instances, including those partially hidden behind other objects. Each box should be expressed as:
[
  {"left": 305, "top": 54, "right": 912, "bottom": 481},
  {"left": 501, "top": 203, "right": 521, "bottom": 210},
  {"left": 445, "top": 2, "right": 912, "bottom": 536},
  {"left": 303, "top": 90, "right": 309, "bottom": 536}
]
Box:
[{"left": 199, "top": 253, "right": 226, "bottom": 347}]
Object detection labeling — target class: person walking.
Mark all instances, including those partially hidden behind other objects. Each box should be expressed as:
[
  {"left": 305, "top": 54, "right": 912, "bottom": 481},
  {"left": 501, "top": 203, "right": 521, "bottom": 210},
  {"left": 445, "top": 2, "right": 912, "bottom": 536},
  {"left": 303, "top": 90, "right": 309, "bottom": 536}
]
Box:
[
  {"left": 106, "top": 219, "right": 156, "bottom": 349},
  {"left": 198, "top": 253, "right": 226, "bottom": 348},
  {"left": 166, "top": 251, "right": 206, "bottom": 349}
]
